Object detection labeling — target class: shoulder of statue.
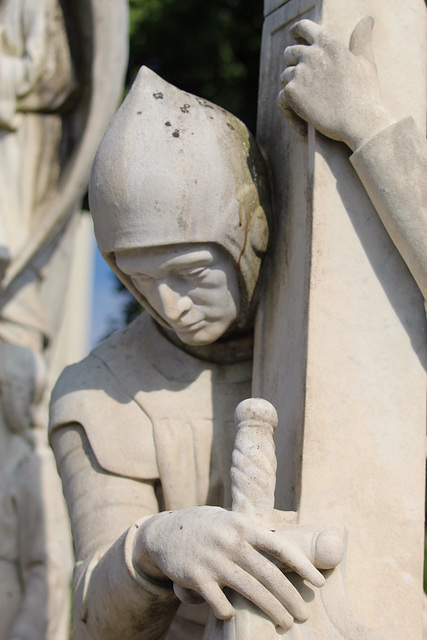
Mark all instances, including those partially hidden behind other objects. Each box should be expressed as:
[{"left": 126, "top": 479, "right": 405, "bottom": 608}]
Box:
[{"left": 49, "top": 341, "right": 159, "bottom": 480}]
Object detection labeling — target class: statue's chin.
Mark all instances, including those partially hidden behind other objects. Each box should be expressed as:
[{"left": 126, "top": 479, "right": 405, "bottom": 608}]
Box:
[{"left": 175, "top": 329, "right": 218, "bottom": 347}]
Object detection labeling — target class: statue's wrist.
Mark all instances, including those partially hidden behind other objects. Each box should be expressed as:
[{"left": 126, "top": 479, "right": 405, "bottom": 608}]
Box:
[
  {"left": 344, "top": 106, "right": 395, "bottom": 152},
  {"left": 131, "top": 514, "right": 170, "bottom": 584}
]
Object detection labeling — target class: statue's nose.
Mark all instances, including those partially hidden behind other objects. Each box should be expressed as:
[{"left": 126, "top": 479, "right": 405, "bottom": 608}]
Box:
[{"left": 157, "top": 281, "right": 192, "bottom": 321}]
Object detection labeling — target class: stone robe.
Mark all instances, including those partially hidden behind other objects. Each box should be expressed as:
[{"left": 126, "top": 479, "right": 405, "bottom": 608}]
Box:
[{"left": 50, "top": 312, "right": 252, "bottom": 640}]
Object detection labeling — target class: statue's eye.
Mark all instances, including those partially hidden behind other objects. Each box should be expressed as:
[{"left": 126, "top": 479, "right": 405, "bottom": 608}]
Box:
[
  {"left": 131, "top": 274, "right": 153, "bottom": 289},
  {"left": 182, "top": 267, "right": 208, "bottom": 280}
]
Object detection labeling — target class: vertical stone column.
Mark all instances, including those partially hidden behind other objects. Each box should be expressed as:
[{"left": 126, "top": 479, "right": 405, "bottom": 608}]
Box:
[{"left": 254, "top": 1, "right": 427, "bottom": 638}]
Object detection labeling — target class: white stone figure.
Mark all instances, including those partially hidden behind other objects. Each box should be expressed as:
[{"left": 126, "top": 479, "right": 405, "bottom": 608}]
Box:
[
  {"left": 0, "top": 343, "right": 72, "bottom": 640},
  {"left": 49, "top": 17, "right": 427, "bottom": 640},
  {"left": 50, "top": 68, "right": 339, "bottom": 640},
  {"left": 0, "top": 0, "right": 76, "bottom": 351},
  {"left": 0, "top": 0, "right": 76, "bottom": 272},
  {"left": 0, "top": 3, "right": 76, "bottom": 638},
  {"left": 277, "top": 16, "right": 427, "bottom": 301},
  {"left": 0, "top": 0, "right": 129, "bottom": 638}
]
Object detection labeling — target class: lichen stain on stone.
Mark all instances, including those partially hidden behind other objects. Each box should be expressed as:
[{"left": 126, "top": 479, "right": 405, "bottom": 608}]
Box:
[
  {"left": 177, "top": 211, "right": 189, "bottom": 232},
  {"left": 153, "top": 91, "right": 163, "bottom": 99},
  {"left": 195, "top": 96, "right": 214, "bottom": 110},
  {"left": 172, "top": 129, "right": 180, "bottom": 138},
  {"left": 164, "top": 121, "right": 172, "bottom": 127},
  {"left": 136, "top": 111, "right": 142, "bottom": 115},
  {"left": 180, "top": 104, "right": 191, "bottom": 113},
  {"left": 226, "top": 127, "right": 262, "bottom": 273}
]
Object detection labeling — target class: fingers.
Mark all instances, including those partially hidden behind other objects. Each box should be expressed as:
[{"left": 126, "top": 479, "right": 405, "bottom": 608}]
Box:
[
  {"left": 283, "top": 44, "right": 306, "bottom": 68},
  {"left": 173, "top": 583, "right": 204, "bottom": 605},
  {"left": 225, "top": 566, "right": 294, "bottom": 629},
  {"left": 280, "top": 66, "right": 295, "bottom": 88},
  {"left": 290, "top": 19, "right": 323, "bottom": 45},
  {"left": 272, "top": 527, "right": 344, "bottom": 570},
  {"left": 251, "top": 528, "right": 325, "bottom": 588},
  {"left": 349, "top": 15, "right": 375, "bottom": 65},
  {"left": 239, "top": 549, "right": 310, "bottom": 622},
  {"left": 197, "top": 582, "right": 235, "bottom": 620},
  {"left": 276, "top": 92, "right": 308, "bottom": 136}
]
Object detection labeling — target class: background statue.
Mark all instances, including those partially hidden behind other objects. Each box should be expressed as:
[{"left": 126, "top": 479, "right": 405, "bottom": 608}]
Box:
[
  {"left": 0, "top": 1, "right": 129, "bottom": 638},
  {"left": 0, "top": 0, "right": 75, "bottom": 277}
]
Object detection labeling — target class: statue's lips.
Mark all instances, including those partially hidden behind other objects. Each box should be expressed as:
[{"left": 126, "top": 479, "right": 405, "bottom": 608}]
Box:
[{"left": 173, "top": 319, "right": 206, "bottom": 333}]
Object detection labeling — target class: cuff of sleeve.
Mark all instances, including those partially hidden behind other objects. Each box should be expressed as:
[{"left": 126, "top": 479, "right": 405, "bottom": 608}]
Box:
[
  {"left": 74, "top": 521, "right": 178, "bottom": 639},
  {"left": 124, "top": 515, "right": 175, "bottom": 595},
  {"left": 350, "top": 117, "right": 419, "bottom": 164}
]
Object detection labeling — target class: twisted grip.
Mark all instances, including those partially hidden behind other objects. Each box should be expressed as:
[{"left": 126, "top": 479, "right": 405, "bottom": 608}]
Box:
[{"left": 231, "top": 398, "right": 278, "bottom": 524}]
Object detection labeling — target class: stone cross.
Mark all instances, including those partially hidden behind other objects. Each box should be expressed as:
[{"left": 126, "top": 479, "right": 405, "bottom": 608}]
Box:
[{"left": 254, "top": 1, "right": 427, "bottom": 638}]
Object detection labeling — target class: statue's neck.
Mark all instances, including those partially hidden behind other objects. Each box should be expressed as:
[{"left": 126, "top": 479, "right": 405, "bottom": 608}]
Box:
[{"left": 158, "top": 324, "right": 254, "bottom": 364}]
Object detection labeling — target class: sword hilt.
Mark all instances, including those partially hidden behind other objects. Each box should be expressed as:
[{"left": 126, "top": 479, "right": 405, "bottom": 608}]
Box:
[{"left": 231, "top": 398, "right": 278, "bottom": 524}]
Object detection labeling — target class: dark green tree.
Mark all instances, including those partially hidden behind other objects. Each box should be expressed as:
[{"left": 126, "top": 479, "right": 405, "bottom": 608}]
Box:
[{"left": 128, "top": 0, "right": 263, "bottom": 131}]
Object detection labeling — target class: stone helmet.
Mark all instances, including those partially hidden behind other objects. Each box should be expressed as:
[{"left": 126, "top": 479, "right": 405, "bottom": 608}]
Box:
[{"left": 89, "top": 66, "right": 272, "bottom": 332}]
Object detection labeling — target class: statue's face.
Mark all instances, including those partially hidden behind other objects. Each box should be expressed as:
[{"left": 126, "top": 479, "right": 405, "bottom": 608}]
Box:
[{"left": 115, "top": 244, "right": 240, "bottom": 346}]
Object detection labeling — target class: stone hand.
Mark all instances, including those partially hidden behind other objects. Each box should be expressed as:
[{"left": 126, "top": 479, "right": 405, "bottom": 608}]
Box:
[
  {"left": 133, "top": 505, "right": 326, "bottom": 629},
  {"left": 277, "top": 17, "right": 395, "bottom": 151}
]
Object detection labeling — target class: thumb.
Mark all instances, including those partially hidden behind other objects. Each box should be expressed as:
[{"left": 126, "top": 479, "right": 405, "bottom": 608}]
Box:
[{"left": 349, "top": 16, "right": 375, "bottom": 65}]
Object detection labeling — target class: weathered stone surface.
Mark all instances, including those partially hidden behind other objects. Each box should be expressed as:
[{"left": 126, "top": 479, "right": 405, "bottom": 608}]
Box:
[
  {"left": 257, "top": 2, "right": 427, "bottom": 638},
  {"left": 49, "top": 3, "right": 427, "bottom": 639}
]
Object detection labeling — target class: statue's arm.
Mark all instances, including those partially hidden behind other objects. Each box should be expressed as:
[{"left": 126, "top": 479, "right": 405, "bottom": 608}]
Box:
[
  {"left": 51, "top": 423, "right": 180, "bottom": 640},
  {"left": 277, "top": 18, "right": 427, "bottom": 302},
  {"left": 349, "top": 117, "right": 427, "bottom": 301},
  {"left": 51, "top": 421, "right": 328, "bottom": 634}
]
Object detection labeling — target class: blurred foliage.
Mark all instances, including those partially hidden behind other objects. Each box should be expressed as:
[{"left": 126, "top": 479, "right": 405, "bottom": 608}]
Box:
[{"left": 128, "top": 0, "right": 263, "bottom": 131}]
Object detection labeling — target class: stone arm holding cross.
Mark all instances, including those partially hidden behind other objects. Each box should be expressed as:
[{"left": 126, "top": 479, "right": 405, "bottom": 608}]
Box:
[{"left": 277, "top": 16, "right": 427, "bottom": 304}]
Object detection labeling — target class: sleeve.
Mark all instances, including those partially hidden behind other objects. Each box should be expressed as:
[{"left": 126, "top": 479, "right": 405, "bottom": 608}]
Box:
[
  {"left": 350, "top": 117, "right": 427, "bottom": 304},
  {"left": 51, "top": 424, "right": 180, "bottom": 640},
  {"left": 49, "top": 355, "right": 159, "bottom": 481}
]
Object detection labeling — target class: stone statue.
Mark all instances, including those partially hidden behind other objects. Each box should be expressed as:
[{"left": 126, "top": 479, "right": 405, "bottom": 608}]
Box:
[
  {"left": 50, "top": 68, "right": 337, "bottom": 640},
  {"left": 0, "top": 0, "right": 76, "bottom": 276},
  {"left": 0, "top": 0, "right": 76, "bottom": 350},
  {"left": 49, "top": 14, "right": 426, "bottom": 640},
  {"left": 0, "top": 3, "right": 76, "bottom": 638},
  {"left": 0, "top": 1, "right": 129, "bottom": 638},
  {"left": 0, "top": 343, "right": 72, "bottom": 640}
]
